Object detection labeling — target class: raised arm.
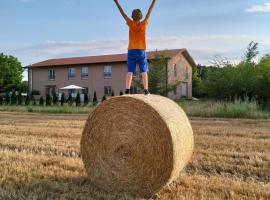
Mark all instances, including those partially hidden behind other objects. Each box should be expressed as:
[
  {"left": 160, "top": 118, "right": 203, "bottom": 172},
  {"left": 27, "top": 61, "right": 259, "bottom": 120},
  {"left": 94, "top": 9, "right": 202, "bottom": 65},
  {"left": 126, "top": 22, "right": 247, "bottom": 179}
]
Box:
[
  {"left": 113, "top": 0, "right": 130, "bottom": 22},
  {"left": 145, "top": 0, "right": 156, "bottom": 20},
  {"left": 144, "top": 0, "right": 157, "bottom": 21}
]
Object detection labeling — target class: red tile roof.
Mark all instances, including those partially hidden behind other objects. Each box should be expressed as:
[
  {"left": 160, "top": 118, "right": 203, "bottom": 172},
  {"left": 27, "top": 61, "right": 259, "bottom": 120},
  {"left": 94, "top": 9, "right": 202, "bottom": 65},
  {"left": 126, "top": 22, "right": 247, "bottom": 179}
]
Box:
[{"left": 29, "top": 49, "right": 195, "bottom": 68}]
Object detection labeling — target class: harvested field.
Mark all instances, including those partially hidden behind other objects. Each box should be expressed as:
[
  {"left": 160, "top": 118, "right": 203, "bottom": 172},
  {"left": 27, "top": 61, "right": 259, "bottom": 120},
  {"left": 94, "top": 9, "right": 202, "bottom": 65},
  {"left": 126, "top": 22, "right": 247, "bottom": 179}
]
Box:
[{"left": 0, "top": 112, "right": 269, "bottom": 200}]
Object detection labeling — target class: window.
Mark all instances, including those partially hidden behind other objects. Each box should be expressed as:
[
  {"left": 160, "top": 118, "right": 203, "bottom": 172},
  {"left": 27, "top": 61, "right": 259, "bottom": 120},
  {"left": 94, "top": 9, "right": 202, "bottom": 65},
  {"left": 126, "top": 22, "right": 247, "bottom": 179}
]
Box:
[
  {"left": 68, "top": 68, "right": 76, "bottom": 79},
  {"left": 81, "top": 67, "right": 88, "bottom": 79},
  {"left": 173, "top": 64, "right": 177, "bottom": 77},
  {"left": 185, "top": 66, "right": 189, "bottom": 79},
  {"left": 104, "top": 86, "right": 112, "bottom": 96},
  {"left": 48, "top": 69, "right": 55, "bottom": 80},
  {"left": 104, "top": 66, "right": 112, "bottom": 78}
]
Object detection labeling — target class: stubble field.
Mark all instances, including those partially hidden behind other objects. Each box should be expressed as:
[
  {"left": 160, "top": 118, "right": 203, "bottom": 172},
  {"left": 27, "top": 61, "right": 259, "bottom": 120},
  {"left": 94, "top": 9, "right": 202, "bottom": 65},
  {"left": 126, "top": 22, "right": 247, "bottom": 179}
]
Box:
[{"left": 0, "top": 112, "right": 269, "bottom": 200}]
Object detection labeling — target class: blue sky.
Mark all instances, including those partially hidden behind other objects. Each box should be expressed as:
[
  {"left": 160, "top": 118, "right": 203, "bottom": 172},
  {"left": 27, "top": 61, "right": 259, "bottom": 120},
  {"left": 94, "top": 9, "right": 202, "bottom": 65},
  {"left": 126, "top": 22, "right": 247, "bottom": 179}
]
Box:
[{"left": 1, "top": 0, "right": 270, "bottom": 79}]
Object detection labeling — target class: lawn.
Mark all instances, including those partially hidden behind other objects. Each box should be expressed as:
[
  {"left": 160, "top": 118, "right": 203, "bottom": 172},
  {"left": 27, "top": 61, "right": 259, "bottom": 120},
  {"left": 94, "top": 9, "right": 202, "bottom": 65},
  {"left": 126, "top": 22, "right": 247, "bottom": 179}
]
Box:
[
  {"left": 0, "top": 98, "right": 269, "bottom": 119},
  {"left": 0, "top": 112, "right": 269, "bottom": 199}
]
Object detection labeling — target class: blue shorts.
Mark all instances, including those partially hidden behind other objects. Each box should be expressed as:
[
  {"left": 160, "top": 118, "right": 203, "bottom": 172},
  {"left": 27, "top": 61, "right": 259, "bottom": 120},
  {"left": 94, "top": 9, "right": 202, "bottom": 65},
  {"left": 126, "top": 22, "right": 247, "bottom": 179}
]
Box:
[{"left": 127, "top": 49, "right": 149, "bottom": 75}]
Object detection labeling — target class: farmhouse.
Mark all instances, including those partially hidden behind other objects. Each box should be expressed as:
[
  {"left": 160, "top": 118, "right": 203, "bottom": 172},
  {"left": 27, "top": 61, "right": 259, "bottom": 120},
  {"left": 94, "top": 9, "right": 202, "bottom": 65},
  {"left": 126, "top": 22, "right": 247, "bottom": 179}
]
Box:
[{"left": 25, "top": 49, "right": 195, "bottom": 100}]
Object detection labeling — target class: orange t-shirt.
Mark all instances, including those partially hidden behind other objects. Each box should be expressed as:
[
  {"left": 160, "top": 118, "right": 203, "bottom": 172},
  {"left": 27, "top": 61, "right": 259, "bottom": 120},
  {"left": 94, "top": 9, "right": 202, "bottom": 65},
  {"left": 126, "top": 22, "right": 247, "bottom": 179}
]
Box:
[{"left": 127, "top": 19, "right": 149, "bottom": 50}]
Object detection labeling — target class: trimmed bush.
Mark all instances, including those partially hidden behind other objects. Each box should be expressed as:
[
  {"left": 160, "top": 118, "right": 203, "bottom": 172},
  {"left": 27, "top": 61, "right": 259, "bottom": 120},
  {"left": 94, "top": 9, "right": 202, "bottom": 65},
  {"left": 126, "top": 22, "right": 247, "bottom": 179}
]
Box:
[
  {"left": 46, "top": 94, "right": 52, "bottom": 106},
  {"left": 5, "top": 93, "right": 10, "bottom": 105},
  {"left": 111, "top": 90, "right": 115, "bottom": 97},
  {"left": 17, "top": 92, "right": 22, "bottom": 105},
  {"left": 60, "top": 93, "right": 65, "bottom": 106},
  {"left": 120, "top": 91, "right": 124, "bottom": 96},
  {"left": 33, "top": 99, "right": 37, "bottom": 106},
  {"left": 76, "top": 92, "right": 81, "bottom": 106},
  {"left": 0, "top": 96, "right": 3, "bottom": 105},
  {"left": 53, "top": 92, "right": 58, "bottom": 105},
  {"left": 68, "top": 94, "right": 73, "bottom": 106},
  {"left": 102, "top": 95, "right": 106, "bottom": 102},
  {"left": 93, "top": 91, "right": 97, "bottom": 106},
  {"left": 84, "top": 93, "right": 89, "bottom": 105},
  {"left": 39, "top": 96, "right": 44, "bottom": 106},
  {"left": 25, "top": 95, "right": 30, "bottom": 106}
]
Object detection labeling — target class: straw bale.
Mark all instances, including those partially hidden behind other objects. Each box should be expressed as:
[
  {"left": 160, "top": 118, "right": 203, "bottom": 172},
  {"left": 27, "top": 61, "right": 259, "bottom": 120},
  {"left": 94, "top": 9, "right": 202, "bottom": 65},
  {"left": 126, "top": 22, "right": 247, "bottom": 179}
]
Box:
[{"left": 80, "top": 94, "right": 194, "bottom": 198}]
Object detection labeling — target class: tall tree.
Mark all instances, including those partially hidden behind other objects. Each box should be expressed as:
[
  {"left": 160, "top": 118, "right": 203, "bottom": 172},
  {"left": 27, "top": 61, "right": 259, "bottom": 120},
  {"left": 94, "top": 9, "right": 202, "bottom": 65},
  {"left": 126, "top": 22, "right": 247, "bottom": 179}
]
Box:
[
  {"left": 244, "top": 41, "right": 259, "bottom": 64},
  {"left": 60, "top": 93, "right": 65, "bottom": 106},
  {"left": 84, "top": 93, "right": 89, "bottom": 105},
  {"left": 52, "top": 92, "right": 58, "bottom": 105},
  {"left": 0, "top": 53, "right": 23, "bottom": 89},
  {"left": 75, "top": 92, "right": 81, "bottom": 106},
  {"left": 134, "top": 53, "right": 180, "bottom": 96},
  {"left": 93, "top": 91, "right": 97, "bottom": 106}
]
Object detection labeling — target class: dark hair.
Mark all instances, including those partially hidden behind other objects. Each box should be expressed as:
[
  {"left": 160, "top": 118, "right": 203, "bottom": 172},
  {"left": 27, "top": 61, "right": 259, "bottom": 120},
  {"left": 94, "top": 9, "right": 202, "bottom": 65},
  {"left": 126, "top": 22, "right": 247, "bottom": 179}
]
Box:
[{"left": 132, "top": 9, "right": 143, "bottom": 21}]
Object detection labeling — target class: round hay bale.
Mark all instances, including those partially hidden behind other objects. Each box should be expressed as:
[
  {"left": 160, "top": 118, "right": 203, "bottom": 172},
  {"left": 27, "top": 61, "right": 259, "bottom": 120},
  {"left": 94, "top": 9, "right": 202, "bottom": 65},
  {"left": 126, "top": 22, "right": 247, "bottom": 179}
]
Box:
[{"left": 80, "top": 94, "right": 194, "bottom": 198}]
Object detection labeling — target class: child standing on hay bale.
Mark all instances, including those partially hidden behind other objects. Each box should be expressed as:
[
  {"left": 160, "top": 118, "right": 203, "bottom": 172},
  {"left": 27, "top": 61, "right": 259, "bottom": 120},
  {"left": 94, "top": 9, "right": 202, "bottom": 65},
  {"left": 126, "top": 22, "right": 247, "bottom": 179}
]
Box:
[{"left": 113, "top": 0, "right": 157, "bottom": 95}]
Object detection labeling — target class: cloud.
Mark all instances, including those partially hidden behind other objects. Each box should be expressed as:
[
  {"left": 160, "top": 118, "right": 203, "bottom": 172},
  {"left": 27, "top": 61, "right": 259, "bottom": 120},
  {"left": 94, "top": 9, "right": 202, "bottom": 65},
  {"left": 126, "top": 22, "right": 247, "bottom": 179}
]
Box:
[
  {"left": 245, "top": 2, "right": 270, "bottom": 13},
  {"left": 2, "top": 34, "right": 270, "bottom": 69},
  {"left": 19, "top": 0, "right": 34, "bottom": 2}
]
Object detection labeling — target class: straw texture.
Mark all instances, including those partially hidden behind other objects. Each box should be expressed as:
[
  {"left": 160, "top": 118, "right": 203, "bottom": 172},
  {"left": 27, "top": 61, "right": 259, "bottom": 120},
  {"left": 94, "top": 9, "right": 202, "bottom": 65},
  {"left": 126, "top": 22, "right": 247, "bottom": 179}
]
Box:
[{"left": 80, "top": 94, "right": 194, "bottom": 198}]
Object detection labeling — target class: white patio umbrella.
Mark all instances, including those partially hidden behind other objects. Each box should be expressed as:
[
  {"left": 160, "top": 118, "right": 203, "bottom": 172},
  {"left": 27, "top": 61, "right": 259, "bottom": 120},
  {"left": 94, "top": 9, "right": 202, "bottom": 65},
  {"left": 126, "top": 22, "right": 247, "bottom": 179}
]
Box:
[
  {"left": 59, "top": 85, "right": 85, "bottom": 90},
  {"left": 59, "top": 85, "right": 86, "bottom": 99}
]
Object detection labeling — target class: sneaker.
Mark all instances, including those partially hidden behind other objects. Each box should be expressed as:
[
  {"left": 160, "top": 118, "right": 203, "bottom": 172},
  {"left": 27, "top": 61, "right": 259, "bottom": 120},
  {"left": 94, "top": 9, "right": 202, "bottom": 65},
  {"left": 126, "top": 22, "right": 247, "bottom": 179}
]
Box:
[
  {"left": 144, "top": 89, "right": 150, "bottom": 95},
  {"left": 125, "top": 89, "right": 130, "bottom": 95}
]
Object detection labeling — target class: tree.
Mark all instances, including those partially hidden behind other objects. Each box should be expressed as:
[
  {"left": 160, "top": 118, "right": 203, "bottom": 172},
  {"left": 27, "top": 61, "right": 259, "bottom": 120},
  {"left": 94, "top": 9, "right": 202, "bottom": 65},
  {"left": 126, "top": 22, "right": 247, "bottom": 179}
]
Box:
[
  {"left": 244, "top": 41, "right": 259, "bottom": 64},
  {"left": 253, "top": 54, "right": 270, "bottom": 103},
  {"left": 75, "top": 92, "right": 81, "bottom": 106},
  {"left": 32, "top": 98, "right": 37, "bottom": 106},
  {"left": 10, "top": 91, "right": 17, "bottom": 105},
  {"left": 60, "top": 93, "right": 65, "bottom": 106},
  {"left": 52, "top": 92, "right": 58, "bottom": 105},
  {"left": 93, "top": 91, "right": 98, "bottom": 106},
  {"left": 31, "top": 90, "right": 40, "bottom": 104},
  {"left": 39, "top": 96, "right": 44, "bottom": 106},
  {"left": 102, "top": 95, "right": 106, "bottom": 102},
  {"left": 209, "top": 55, "right": 231, "bottom": 68},
  {"left": 17, "top": 92, "right": 22, "bottom": 105},
  {"left": 134, "top": 53, "right": 180, "bottom": 96},
  {"left": 0, "top": 53, "right": 23, "bottom": 89},
  {"left": 5, "top": 92, "right": 10, "bottom": 105},
  {"left": 0, "top": 95, "right": 3, "bottom": 105},
  {"left": 67, "top": 93, "right": 73, "bottom": 106},
  {"left": 25, "top": 94, "right": 30, "bottom": 106},
  {"left": 19, "top": 81, "right": 28, "bottom": 93},
  {"left": 46, "top": 94, "right": 51, "bottom": 106},
  {"left": 84, "top": 93, "right": 89, "bottom": 105},
  {"left": 192, "top": 66, "right": 205, "bottom": 98}
]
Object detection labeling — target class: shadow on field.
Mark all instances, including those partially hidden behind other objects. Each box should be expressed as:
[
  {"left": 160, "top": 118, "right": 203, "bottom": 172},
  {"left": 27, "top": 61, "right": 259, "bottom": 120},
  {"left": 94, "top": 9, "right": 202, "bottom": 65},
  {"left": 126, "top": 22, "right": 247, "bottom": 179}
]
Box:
[{"left": 0, "top": 176, "right": 146, "bottom": 200}]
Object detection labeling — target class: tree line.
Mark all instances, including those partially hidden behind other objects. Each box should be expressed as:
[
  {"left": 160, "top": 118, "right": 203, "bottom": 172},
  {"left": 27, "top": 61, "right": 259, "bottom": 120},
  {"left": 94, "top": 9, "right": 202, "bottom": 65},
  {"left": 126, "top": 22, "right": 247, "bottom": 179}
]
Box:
[
  {"left": 0, "top": 90, "right": 122, "bottom": 107},
  {"left": 193, "top": 42, "right": 270, "bottom": 106}
]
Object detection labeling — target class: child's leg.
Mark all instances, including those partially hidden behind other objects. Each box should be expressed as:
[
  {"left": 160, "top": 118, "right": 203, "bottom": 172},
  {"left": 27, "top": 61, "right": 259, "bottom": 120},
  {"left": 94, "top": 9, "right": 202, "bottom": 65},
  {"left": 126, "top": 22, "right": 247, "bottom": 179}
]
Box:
[
  {"left": 138, "top": 50, "right": 149, "bottom": 94},
  {"left": 126, "top": 72, "right": 133, "bottom": 90},
  {"left": 141, "top": 72, "right": 148, "bottom": 90},
  {"left": 126, "top": 50, "right": 136, "bottom": 94}
]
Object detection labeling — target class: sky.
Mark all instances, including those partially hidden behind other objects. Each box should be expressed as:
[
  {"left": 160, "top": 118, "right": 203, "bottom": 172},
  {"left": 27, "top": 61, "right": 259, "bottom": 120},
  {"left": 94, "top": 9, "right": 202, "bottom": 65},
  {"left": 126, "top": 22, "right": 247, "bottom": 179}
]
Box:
[{"left": 0, "top": 0, "right": 270, "bottom": 80}]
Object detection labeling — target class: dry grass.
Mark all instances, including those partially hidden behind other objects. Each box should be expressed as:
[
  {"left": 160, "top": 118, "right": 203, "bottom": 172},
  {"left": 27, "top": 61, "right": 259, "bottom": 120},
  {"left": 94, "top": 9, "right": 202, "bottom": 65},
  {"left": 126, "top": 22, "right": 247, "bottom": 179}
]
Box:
[{"left": 0, "top": 112, "right": 269, "bottom": 200}]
